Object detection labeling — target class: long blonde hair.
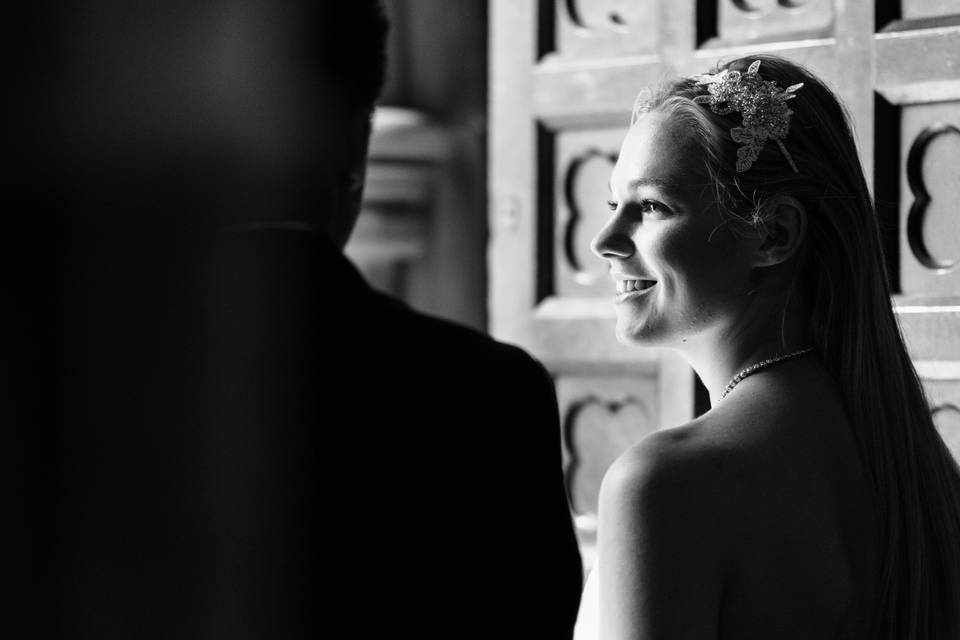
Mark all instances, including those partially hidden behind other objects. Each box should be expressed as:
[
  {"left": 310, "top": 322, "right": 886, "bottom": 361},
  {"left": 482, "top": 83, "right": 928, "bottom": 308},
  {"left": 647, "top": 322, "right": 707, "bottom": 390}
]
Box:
[{"left": 636, "top": 55, "right": 960, "bottom": 638}]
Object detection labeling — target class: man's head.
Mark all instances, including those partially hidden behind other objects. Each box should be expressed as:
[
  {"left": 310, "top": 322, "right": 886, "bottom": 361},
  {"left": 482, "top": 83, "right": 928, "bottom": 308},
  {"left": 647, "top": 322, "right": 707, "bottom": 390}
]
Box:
[
  {"left": 301, "top": 1, "right": 390, "bottom": 245},
  {"left": 14, "top": 1, "right": 389, "bottom": 242}
]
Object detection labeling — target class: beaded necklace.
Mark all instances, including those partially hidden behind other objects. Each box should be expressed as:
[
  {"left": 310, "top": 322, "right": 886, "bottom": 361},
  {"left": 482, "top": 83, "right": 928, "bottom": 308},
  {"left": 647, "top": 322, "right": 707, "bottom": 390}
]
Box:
[{"left": 718, "top": 347, "right": 814, "bottom": 401}]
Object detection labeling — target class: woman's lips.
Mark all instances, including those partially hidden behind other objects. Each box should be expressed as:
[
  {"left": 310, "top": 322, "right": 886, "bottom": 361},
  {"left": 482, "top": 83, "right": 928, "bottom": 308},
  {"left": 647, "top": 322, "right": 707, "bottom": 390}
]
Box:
[
  {"left": 615, "top": 278, "right": 657, "bottom": 294},
  {"left": 615, "top": 279, "right": 657, "bottom": 302}
]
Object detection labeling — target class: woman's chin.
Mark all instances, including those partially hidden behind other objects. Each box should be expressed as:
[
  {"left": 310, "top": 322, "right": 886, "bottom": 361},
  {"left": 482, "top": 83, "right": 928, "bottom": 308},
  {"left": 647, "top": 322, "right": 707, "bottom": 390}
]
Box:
[{"left": 615, "top": 318, "right": 662, "bottom": 347}]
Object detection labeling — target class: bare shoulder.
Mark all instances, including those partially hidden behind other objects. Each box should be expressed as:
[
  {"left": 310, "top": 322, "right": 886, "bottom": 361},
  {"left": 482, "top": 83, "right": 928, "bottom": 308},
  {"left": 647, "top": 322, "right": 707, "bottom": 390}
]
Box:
[
  {"left": 597, "top": 363, "right": 876, "bottom": 638},
  {"left": 597, "top": 398, "right": 814, "bottom": 547},
  {"left": 601, "top": 415, "right": 750, "bottom": 501},
  {"left": 603, "top": 422, "right": 719, "bottom": 496},
  {"left": 599, "top": 419, "right": 746, "bottom": 555},
  {"left": 595, "top": 421, "right": 740, "bottom": 638},
  {"left": 599, "top": 357, "right": 865, "bottom": 541}
]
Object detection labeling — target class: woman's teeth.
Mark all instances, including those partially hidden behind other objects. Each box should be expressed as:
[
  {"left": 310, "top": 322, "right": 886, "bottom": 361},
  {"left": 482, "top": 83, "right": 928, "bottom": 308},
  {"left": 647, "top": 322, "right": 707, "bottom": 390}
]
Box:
[{"left": 616, "top": 279, "right": 655, "bottom": 294}]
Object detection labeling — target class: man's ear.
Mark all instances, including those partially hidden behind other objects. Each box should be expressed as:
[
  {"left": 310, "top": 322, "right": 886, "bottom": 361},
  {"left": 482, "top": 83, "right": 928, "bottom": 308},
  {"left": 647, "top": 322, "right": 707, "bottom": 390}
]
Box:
[
  {"left": 753, "top": 195, "right": 807, "bottom": 267},
  {"left": 327, "top": 109, "right": 373, "bottom": 249}
]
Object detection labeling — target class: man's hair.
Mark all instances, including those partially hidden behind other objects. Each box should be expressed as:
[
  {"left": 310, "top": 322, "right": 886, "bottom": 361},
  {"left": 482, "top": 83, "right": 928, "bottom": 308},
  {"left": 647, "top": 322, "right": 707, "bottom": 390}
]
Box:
[{"left": 315, "top": 1, "right": 389, "bottom": 111}]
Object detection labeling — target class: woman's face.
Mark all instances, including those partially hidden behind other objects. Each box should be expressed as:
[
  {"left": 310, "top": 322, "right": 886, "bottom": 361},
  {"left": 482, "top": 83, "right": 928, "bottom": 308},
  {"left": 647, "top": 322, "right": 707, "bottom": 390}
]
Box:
[{"left": 591, "top": 111, "right": 753, "bottom": 347}]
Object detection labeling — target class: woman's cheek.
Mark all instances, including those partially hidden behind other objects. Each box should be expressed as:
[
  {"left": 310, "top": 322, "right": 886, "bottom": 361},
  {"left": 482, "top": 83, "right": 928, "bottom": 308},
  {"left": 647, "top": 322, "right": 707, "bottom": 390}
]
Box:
[
  {"left": 637, "top": 223, "right": 672, "bottom": 263},
  {"left": 656, "top": 222, "right": 734, "bottom": 308},
  {"left": 642, "top": 224, "right": 686, "bottom": 277}
]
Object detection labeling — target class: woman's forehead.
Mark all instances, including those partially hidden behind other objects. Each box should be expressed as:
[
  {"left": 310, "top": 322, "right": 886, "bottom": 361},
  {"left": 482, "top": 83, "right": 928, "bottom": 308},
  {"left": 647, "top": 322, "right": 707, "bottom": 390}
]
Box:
[{"left": 611, "top": 112, "right": 704, "bottom": 191}]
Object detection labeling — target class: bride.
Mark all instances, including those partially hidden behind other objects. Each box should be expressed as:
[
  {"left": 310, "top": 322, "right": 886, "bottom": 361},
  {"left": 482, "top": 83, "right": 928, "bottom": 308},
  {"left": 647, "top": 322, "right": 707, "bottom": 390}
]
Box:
[{"left": 576, "top": 55, "right": 960, "bottom": 639}]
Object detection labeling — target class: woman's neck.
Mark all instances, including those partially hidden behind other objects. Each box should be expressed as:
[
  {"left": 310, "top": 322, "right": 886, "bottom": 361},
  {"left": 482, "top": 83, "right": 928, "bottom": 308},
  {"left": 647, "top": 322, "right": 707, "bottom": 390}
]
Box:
[{"left": 677, "top": 293, "right": 810, "bottom": 407}]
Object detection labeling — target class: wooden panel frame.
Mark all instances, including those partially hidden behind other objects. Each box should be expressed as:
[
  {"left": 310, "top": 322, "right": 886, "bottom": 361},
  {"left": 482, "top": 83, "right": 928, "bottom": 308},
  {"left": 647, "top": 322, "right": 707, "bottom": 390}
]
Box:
[{"left": 490, "top": 1, "right": 960, "bottom": 568}]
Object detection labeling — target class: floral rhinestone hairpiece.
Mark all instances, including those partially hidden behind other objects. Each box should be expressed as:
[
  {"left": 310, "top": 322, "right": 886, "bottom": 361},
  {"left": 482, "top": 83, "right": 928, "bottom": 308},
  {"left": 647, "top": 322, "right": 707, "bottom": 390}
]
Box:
[{"left": 691, "top": 60, "right": 803, "bottom": 173}]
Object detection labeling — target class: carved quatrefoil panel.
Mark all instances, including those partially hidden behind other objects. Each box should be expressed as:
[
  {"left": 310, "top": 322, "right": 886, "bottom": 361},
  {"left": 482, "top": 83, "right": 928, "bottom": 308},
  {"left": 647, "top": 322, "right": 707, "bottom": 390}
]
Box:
[
  {"left": 913, "top": 378, "right": 960, "bottom": 465},
  {"left": 932, "top": 403, "right": 960, "bottom": 464},
  {"left": 898, "top": 0, "right": 960, "bottom": 23},
  {"left": 560, "top": 384, "right": 658, "bottom": 521},
  {"left": 900, "top": 103, "right": 960, "bottom": 296},
  {"left": 553, "top": 0, "right": 658, "bottom": 59},
  {"left": 907, "top": 123, "right": 960, "bottom": 273},
  {"left": 553, "top": 128, "right": 626, "bottom": 298},
  {"left": 712, "top": 0, "right": 832, "bottom": 47}
]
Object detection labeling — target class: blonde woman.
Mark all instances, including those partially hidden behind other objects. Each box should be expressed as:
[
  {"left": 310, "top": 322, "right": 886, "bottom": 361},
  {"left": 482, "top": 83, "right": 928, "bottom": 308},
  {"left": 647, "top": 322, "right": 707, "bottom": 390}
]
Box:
[{"left": 578, "top": 55, "right": 960, "bottom": 639}]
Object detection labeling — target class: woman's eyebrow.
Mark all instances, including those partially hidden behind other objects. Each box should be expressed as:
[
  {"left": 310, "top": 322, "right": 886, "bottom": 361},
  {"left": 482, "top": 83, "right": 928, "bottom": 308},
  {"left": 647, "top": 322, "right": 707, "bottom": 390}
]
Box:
[
  {"left": 627, "top": 177, "right": 681, "bottom": 192},
  {"left": 607, "top": 177, "right": 680, "bottom": 193},
  {"left": 607, "top": 178, "right": 685, "bottom": 201}
]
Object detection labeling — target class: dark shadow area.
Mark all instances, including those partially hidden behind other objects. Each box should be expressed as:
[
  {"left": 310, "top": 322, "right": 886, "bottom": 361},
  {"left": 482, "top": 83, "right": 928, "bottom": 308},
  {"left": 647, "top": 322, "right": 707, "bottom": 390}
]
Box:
[{"left": 874, "top": 92, "right": 902, "bottom": 294}]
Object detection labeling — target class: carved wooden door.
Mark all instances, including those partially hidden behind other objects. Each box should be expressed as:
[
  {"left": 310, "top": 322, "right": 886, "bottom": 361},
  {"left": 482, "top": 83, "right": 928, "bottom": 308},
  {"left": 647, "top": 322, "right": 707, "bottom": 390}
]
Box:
[{"left": 489, "top": 0, "right": 960, "bottom": 569}]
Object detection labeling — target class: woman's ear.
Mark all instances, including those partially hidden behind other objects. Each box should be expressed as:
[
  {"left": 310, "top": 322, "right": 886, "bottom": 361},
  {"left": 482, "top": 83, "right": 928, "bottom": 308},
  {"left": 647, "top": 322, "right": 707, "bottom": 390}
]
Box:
[{"left": 752, "top": 195, "right": 807, "bottom": 267}]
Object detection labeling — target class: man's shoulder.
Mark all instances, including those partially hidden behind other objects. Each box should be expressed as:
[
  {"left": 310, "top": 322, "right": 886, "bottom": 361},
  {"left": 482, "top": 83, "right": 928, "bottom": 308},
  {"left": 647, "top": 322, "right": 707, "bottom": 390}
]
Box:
[{"left": 370, "top": 290, "right": 546, "bottom": 378}]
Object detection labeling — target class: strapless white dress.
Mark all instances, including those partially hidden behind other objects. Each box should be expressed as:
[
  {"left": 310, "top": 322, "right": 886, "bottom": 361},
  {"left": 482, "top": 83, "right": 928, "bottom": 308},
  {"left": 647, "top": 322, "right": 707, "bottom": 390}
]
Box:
[{"left": 573, "top": 566, "right": 600, "bottom": 640}]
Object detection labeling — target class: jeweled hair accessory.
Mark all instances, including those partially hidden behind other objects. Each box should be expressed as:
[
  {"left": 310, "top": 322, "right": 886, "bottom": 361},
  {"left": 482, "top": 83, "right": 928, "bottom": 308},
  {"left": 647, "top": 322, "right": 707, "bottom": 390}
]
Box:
[{"left": 691, "top": 60, "right": 803, "bottom": 173}]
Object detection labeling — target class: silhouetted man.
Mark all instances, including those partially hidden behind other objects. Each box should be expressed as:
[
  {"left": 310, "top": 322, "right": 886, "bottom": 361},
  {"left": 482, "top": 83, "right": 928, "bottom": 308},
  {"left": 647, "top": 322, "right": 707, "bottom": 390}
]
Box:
[{"left": 11, "top": 2, "right": 582, "bottom": 638}]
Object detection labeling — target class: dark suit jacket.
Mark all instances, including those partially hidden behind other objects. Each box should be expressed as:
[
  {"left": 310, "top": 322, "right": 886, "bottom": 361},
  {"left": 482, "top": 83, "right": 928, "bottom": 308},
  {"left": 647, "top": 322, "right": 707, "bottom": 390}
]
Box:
[
  {"left": 14, "top": 221, "right": 582, "bottom": 639},
  {"left": 211, "top": 227, "right": 583, "bottom": 638}
]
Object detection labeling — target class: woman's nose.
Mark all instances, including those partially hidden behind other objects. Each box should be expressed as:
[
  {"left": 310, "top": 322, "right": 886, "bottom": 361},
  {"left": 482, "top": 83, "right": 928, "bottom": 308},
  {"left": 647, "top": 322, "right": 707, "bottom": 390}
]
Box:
[{"left": 591, "top": 218, "right": 633, "bottom": 260}]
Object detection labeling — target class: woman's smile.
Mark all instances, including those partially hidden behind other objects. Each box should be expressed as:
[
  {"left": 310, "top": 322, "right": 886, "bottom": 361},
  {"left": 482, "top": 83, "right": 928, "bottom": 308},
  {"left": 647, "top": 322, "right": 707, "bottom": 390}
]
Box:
[{"left": 614, "top": 277, "right": 658, "bottom": 302}]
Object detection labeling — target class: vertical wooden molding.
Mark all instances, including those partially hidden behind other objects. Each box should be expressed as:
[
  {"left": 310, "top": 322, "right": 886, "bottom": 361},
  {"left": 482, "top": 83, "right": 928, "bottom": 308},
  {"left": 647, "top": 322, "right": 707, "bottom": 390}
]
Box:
[
  {"left": 834, "top": 0, "right": 876, "bottom": 193},
  {"left": 873, "top": 92, "right": 901, "bottom": 293},
  {"left": 659, "top": 0, "right": 696, "bottom": 71},
  {"left": 489, "top": 0, "right": 538, "bottom": 342},
  {"left": 537, "top": 122, "right": 558, "bottom": 303}
]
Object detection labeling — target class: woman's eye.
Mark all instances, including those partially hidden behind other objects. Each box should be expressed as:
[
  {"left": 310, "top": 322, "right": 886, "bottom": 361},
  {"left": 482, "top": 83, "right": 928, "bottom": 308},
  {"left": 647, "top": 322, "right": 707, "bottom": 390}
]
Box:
[
  {"left": 607, "top": 198, "right": 669, "bottom": 216},
  {"left": 638, "top": 199, "right": 667, "bottom": 216}
]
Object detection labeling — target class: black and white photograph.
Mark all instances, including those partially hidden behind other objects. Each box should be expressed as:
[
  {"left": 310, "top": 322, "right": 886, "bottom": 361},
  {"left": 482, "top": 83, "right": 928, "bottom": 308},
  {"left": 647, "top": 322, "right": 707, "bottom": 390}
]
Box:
[{"left": 10, "top": 1, "right": 960, "bottom": 638}]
